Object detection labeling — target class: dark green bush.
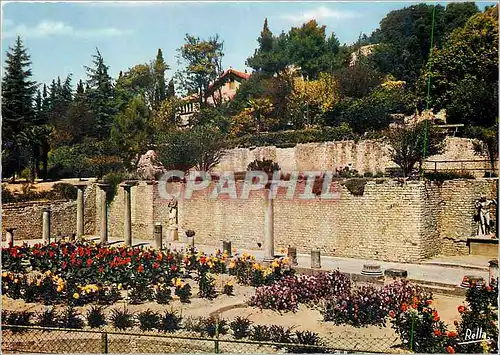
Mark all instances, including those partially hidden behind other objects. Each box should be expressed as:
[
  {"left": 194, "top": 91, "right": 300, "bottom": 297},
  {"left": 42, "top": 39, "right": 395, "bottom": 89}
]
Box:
[
  {"left": 86, "top": 306, "right": 107, "bottom": 328},
  {"left": 342, "top": 178, "right": 369, "bottom": 196},
  {"left": 230, "top": 316, "right": 253, "bottom": 339},
  {"left": 37, "top": 308, "right": 60, "bottom": 329},
  {"left": 424, "top": 171, "right": 475, "bottom": 181},
  {"left": 159, "top": 310, "right": 182, "bottom": 333},
  {"left": 60, "top": 307, "right": 84, "bottom": 329},
  {"left": 227, "top": 126, "right": 357, "bottom": 148},
  {"left": 110, "top": 309, "right": 135, "bottom": 331},
  {"left": 137, "top": 310, "right": 160, "bottom": 332}
]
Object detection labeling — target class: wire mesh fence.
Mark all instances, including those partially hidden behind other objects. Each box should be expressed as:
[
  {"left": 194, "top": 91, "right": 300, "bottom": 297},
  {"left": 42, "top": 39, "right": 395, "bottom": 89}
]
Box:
[{"left": 2, "top": 325, "right": 403, "bottom": 354}]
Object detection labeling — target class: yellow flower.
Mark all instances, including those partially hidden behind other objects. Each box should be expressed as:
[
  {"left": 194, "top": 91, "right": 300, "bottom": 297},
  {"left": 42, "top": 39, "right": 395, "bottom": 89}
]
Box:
[
  {"left": 14, "top": 278, "right": 18, "bottom": 284},
  {"left": 175, "top": 279, "right": 183, "bottom": 287},
  {"left": 228, "top": 261, "right": 236, "bottom": 269},
  {"left": 283, "top": 257, "right": 289, "bottom": 264},
  {"left": 57, "top": 285, "right": 63, "bottom": 293},
  {"left": 73, "top": 293, "right": 80, "bottom": 299},
  {"left": 36, "top": 280, "right": 42, "bottom": 287},
  {"left": 227, "top": 281, "right": 233, "bottom": 287},
  {"left": 117, "top": 283, "right": 122, "bottom": 290},
  {"left": 2, "top": 271, "right": 9, "bottom": 277},
  {"left": 271, "top": 261, "right": 280, "bottom": 268}
]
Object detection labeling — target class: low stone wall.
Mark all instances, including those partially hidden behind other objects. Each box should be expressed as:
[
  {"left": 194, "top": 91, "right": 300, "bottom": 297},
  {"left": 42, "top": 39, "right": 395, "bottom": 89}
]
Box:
[
  {"left": 216, "top": 137, "right": 493, "bottom": 178},
  {"left": 1, "top": 185, "right": 97, "bottom": 241}
]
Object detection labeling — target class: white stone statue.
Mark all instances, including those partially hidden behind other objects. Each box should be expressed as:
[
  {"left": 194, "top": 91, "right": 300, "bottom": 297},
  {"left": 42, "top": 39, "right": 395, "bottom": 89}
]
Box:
[
  {"left": 474, "top": 196, "right": 497, "bottom": 236},
  {"left": 168, "top": 198, "right": 178, "bottom": 227}
]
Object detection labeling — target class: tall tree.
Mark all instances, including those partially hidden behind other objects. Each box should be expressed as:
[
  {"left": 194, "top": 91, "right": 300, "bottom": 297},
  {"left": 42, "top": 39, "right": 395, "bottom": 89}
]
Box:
[
  {"left": 1, "top": 36, "right": 38, "bottom": 180},
  {"left": 85, "top": 48, "right": 116, "bottom": 138},
  {"left": 111, "top": 95, "right": 151, "bottom": 169},
  {"left": 246, "top": 19, "right": 290, "bottom": 76},
  {"left": 370, "top": 3, "right": 479, "bottom": 85},
  {"left": 167, "top": 78, "right": 175, "bottom": 98},
  {"left": 177, "top": 34, "right": 224, "bottom": 108},
  {"left": 421, "top": 5, "right": 498, "bottom": 126},
  {"left": 153, "top": 48, "right": 169, "bottom": 107}
]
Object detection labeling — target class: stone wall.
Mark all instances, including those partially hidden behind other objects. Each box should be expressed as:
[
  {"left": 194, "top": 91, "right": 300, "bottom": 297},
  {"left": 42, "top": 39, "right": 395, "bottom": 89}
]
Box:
[
  {"left": 3, "top": 176, "right": 497, "bottom": 262},
  {"left": 177, "top": 179, "right": 497, "bottom": 262},
  {"left": 1, "top": 184, "right": 97, "bottom": 240},
  {"left": 216, "top": 137, "right": 492, "bottom": 177}
]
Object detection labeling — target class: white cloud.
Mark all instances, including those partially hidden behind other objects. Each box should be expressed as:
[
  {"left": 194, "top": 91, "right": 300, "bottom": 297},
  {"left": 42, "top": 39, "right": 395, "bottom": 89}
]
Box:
[
  {"left": 2, "top": 20, "right": 133, "bottom": 39},
  {"left": 280, "top": 6, "right": 359, "bottom": 24}
]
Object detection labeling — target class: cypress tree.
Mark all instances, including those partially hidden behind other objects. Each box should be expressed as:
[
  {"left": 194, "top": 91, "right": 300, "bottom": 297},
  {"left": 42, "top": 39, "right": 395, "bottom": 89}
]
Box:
[{"left": 1, "top": 36, "right": 38, "bottom": 179}]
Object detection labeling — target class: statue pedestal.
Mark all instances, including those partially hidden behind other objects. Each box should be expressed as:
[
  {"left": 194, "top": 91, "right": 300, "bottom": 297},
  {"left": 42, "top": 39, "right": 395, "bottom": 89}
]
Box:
[{"left": 167, "top": 226, "right": 178, "bottom": 241}]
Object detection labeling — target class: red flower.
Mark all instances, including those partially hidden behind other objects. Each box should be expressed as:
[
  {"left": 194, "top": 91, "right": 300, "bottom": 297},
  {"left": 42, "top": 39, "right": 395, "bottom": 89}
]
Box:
[
  {"left": 433, "top": 329, "right": 441, "bottom": 336},
  {"left": 411, "top": 303, "right": 418, "bottom": 309},
  {"left": 128, "top": 250, "right": 134, "bottom": 257},
  {"left": 167, "top": 254, "right": 173, "bottom": 261},
  {"left": 86, "top": 248, "right": 91, "bottom": 256},
  {"left": 457, "top": 305, "right": 466, "bottom": 313},
  {"left": 138, "top": 265, "right": 144, "bottom": 273},
  {"left": 171, "top": 265, "right": 178, "bottom": 272},
  {"left": 62, "top": 247, "right": 68, "bottom": 256},
  {"left": 433, "top": 315, "right": 440, "bottom": 322},
  {"left": 76, "top": 259, "right": 82, "bottom": 266},
  {"left": 447, "top": 331, "right": 457, "bottom": 338},
  {"left": 426, "top": 300, "right": 432, "bottom": 305},
  {"left": 87, "top": 259, "right": 93, "bottom": 267},
  {"left": 78, "top": 247, "right": 84, "bottom": 257},
  {"left": 62, "top": 261, "right": 68, "bottom": 269},
  {"left": 99, "top": 266, "right": 104, "bottom": 273},
  {"left": 432, "top": 311, "right": 440, "bottom": 321},
  {"left": 153, "top": 262, "right": 160, "bottom": 269},
  {"left": 446, "top": 346, "right": 455, "bottom": 354},
  {"left": 157, "top": 253, "right": 163, "bottom": 261},
  {"left": 401, "top": 304, "right": 408, "bottom": 312},
  {"left": 200, "top": 256, "right": 206, "bottom": 264},
  {"left": 389, "top": 310, "right": 395, "bottom": 318},
  {"left": 33, "top": 249, "right": 40, "bottom": 256},
  {"left": 49, "top": 251, "right": 55, "bottom": 258}
]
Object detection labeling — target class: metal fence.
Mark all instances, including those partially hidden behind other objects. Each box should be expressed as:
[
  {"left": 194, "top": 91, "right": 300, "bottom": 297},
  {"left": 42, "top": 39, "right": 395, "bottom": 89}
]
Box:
[
  {"left": 423, "top": 159, "right": 497, "bottom": 173},
  {"left": 2, "top": 325, "right": 403, "bottom": 354}
]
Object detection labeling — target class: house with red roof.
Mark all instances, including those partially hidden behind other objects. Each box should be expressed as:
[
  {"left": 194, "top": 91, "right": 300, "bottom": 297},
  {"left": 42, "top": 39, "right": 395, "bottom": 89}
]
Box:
[{"left": 177, "top": 67, "right": 250, "bottom": 126}]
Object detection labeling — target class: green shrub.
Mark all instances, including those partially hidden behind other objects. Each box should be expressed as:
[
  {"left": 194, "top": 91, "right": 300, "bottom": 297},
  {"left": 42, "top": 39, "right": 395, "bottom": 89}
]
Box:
[
  {"left": 110, "top": 309, "right": 135, "bottom": 331},
  {"left": 137, "top": 310, "right": 160, "bottom": 332},
  {"left": 103, "top": 171, "right": 127, "bottom": 203},
  {"left": 159, "top": 310, "right": 182, "bottom": 333},
  {"left": 247, "top": 159, "right": 280, "bottom": 173},
  {"left": 60, "top": 307, "right": 84, "bottom": 329},
  {"left": 86, "top": 306, "right": 107, "bottom": 328},
  {"left": 424, "top": 171, "right": 475, "bottom": 181},
  {"left": 230, "top": 316, "right": 252, "bottom": 339},
  {"left": 227, "top": 125, "right": 357, "bottom": 148},
  {"left": 342, "top": 178, "right": 369, "bottom": 196},
  {"left": 37, "top": 308, "right": 60, "bottom": 329}
]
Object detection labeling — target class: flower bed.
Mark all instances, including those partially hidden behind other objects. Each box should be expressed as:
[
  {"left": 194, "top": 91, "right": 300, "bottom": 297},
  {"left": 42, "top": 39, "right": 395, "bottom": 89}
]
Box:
[{"left": 1, "top": 241, "right": 292, "bottom": 306}]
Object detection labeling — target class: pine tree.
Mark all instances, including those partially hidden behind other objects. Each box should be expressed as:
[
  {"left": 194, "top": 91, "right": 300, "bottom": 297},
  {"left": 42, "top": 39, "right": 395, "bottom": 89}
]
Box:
[
  {"left": 1, "top": 36, "right": 38, "bottom": 180},
  {"left": 259, "top": 18, "right": 274, "bottom": 52},
  {"left": 153, "top": 48, "right": 169, "bottom": 108},
  {"left": 85, "top": 48, "right": 116, "bottom": 138}
]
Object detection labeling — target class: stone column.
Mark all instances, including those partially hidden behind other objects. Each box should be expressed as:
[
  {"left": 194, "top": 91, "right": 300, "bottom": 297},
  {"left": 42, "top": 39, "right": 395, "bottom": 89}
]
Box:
[
  {"left": 6, "top": 228, "right": 16, "bottom": 247},
  {"left": 42, "top": 207, "right": 51, "bottom": 244},
  {"left": 75, "top": 184, "right": 87, "bottom": 240},
  {"left": 97, "top": 183, "right": 109, "bottom": 245},
  {"left": 154, "top": 223, "right": 163, "bottom": 250},
  {"left": 263, "top": 189, "right": 274, "bottom": 262},
  {"left": 311, "top": 249, "right": 321, "bottom": 269},
  {"left": 121, "top": 181, "right": 138, "bottom": 247}
]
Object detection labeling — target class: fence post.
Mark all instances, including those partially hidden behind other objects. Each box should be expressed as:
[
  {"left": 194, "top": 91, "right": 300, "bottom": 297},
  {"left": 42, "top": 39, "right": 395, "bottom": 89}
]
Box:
[
  {"left": 434, "top": 161, "right": 437, "bottom": 173},
  {"left": 101, "top": 332, "right": 108, "bottom": 353},
  {"left": 214, "top": 317, "right": 220, "bottom": 354}
]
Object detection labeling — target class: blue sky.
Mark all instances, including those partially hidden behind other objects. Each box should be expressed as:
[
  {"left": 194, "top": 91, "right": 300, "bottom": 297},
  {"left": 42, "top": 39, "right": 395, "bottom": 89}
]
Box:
[{"left": 1, "top": 1, "right": 496, "bottom": 88}]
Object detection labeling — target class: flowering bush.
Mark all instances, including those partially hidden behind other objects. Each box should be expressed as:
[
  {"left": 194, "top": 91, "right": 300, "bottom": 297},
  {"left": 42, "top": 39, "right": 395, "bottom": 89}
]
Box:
[
  {"left": 322, "top": 286, "right": 388, "bottom": 327},
  {"left": 389, "top": 296, "right": 450, "bottom": 353},
  {"left": 228, "top": 254, "right": 294, "bottom": 287},
  {"left": 454, "top": 282, "right": 498, "bottom": 354},
  {"left": 250, "top": 271, "right": 351, "bottom": 312}
]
